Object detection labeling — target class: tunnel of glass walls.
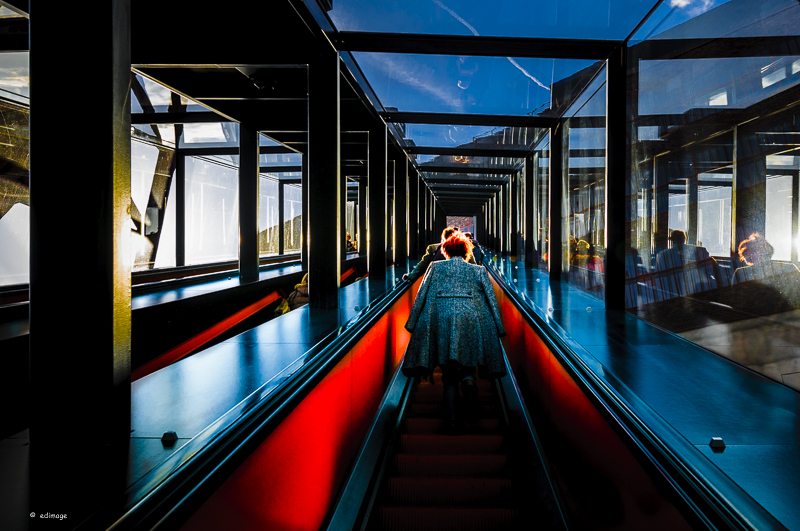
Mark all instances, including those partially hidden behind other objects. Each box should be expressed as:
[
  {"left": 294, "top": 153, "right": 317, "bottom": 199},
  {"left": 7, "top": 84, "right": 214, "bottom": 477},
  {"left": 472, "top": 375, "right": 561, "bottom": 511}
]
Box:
[
  {"left": 624, "top": 0, "right": 800, "bottom": 390},
  {"left": 561, "top": 68, "right": 607, "bottom": 299}
]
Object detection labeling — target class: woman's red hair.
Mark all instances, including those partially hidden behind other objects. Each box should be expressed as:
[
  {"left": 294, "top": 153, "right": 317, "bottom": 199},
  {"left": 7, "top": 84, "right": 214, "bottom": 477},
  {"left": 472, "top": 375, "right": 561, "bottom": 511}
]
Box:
[{"left": 441, "top": 231, "right": 473, "bottom": 261}]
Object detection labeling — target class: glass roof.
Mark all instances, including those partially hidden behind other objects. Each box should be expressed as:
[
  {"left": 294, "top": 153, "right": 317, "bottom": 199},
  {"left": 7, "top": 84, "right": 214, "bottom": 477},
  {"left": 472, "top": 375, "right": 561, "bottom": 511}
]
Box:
[
  {"left": 330, "top": 0, "right": 659, "bottom": 41},
  {"left": 132, "top": 74, "right": 206, "bottom": 113},
  {"left": 404, "top": 124, "right": 539, "bottom": 149},
  {"left": 630, "top": 0, "right": 798, "bottom": 44},
  {"left": 356, "top": 52, "right": 596, "bottom": 116},
  {"left": 416, "top": 154, "right": 523, "bottom": 166}
]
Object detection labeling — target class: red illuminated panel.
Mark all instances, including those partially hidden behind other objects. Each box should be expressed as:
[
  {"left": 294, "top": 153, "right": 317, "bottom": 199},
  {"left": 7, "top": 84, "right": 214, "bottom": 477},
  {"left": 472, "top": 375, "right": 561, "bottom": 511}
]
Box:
[{"left": 180, "top": 282, "right": 416, "bottom": 531}]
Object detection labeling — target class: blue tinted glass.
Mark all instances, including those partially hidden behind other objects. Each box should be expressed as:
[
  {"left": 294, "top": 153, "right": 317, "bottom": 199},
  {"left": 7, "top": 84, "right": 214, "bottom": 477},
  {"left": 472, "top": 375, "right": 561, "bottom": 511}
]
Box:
[
  {"left": 404, "top": 124, "right": 539, "bottom": 149},
  {"left": 630, "top": 0, "right": 798, "bottom": 43},
  {"left": 332, "top": 0, "right": 659, "bottom": 40},
  {"left": 355, "top": 52, "right": 595, "bottom": 116}
]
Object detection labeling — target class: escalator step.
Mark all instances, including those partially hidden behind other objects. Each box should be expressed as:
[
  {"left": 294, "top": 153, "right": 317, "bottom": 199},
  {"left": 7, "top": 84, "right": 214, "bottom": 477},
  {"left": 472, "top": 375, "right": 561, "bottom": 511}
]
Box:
[
  {"left": 387, "top": 477, "right": 513, "bottom": 505},
  {"left": 379, "top": 506, "right": 519, "bottom": 531},
  {"left": 405, "top": 417, "right": 500, "bottom": 434},
  {"left": 412, "top": 391, "right": 495, "bottom": 405},
  {"left": 400, "top": 434, "right": 504, "bottom": 454},
  {"left": 395, "top": 454, "right": 507, "bottom": 477},
  {"left": 409, "top": 403, "right": 497, "bottom": 417}
]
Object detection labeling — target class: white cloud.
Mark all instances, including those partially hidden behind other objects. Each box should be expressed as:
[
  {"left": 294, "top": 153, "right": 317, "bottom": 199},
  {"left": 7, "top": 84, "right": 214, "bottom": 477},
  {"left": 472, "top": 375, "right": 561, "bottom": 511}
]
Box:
[
  {"left": 0, "top": 75, "right": 28, "bottom": 88},
  {"left": 669, "top": 0, "right": 717, "bottom": 17},
  {"left": 361, "top": 53, "right": 465, "bottom": 112}
]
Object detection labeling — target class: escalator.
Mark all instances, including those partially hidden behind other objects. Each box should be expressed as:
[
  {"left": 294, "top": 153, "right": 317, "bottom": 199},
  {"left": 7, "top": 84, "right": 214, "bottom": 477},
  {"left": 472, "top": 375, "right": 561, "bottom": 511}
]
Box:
[
  {"left": 365, "top": 369, "right": 545, "bottom": 531},
  {"left": 106, "top": 266, "right": 774, "bottom": 531}
]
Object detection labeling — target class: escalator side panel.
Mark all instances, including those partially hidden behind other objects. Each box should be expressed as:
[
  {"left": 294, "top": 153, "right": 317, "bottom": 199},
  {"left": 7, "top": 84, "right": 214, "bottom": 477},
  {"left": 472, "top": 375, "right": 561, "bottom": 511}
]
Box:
[
  {"left": 490, "top": 277, "right": 693, "bottom": 530},
  {"left": 179, "top": 285, "right": 417, "bottom": 531}
]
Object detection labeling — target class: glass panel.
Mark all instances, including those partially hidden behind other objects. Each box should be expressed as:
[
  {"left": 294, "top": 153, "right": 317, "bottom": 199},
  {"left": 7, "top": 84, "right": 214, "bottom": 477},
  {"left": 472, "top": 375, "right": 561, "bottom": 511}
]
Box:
[
  {"left": 354, "top": 53, "right": 597, "bottom": 116},
  {"left": 283, "top": 184, "right": 302, "bottom": 253},
  {"left": 534, "top": 134, "right": 550, "bottom": 272},
  {"left": 185, "top": 157, "right": 239, "bottom": 265},
  {"left": 131, "top": 140, "right": 177, "bottom": 270},
  {"left": 627, "top": 1, "right": 800, "bottom": 397},
  {"left": 346, "top": 201, "right": 357, "bottom": 253},
  {"left": 0, "top": 95, "right": 29, "bottom": 286},
  {"left": 332, "top": 0, "right": 659, "bottom": 40},
  {"left": 259, "top": 176, "right": 279, "bottom": 256},
  {"left": 131, "top": 74, "right": 200, "bottom": 113},
  {"left": 404, "top": 124, "right": 539, "bottom": 149},
  {"left": 0, "top": 52, "right": 28, "bottom": 105},
  {"left": 562, "top": 69, "right": 607, "bottom": 298},
  {"left": 0, "top": 202, "right": 28, "bottom": 285},
  {"left": 180, "top": 122, "right": 238, "bottom": 146},
  {"left": 260, "top": 152, "right": 302, "bottom": 167},
  {"left": 0, "top": 6, "right": 26, "bottom": 18},
  {"left": 638, "top": 56, "right": 800, "bottom": 127},
  {"left": 630, "top": 0, "right": 798, "bottom": 43},
  {"left": 154, "top": 175, "right": 177, "bottom": 269}
]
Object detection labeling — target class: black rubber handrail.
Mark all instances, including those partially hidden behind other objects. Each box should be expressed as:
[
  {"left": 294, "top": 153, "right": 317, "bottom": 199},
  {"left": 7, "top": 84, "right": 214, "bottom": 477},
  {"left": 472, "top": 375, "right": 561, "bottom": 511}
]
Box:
[
  {"left": 82, "top": 277, "right": 411, "bottom": 531},
  {"left": 485, "top": 261, "right": 788, "bottom": 531}
]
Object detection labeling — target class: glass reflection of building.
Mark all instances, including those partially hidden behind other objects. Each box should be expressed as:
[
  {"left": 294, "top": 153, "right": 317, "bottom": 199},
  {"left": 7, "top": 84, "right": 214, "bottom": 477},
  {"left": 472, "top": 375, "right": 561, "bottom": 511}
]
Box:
[{"left": 624, "top": 0, "right": 800, "bottom": 389}]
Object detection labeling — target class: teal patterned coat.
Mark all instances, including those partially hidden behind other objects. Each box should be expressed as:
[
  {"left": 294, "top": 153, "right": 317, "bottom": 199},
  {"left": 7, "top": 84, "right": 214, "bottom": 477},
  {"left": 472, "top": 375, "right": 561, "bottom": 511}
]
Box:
[{"left": 402, "top": 257, "right": 507, "bottom": 379}]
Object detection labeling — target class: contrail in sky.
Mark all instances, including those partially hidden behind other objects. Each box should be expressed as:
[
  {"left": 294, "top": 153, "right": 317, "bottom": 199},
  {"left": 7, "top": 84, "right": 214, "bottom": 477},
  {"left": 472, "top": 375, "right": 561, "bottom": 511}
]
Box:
[{"left": 431, "top": 0, "right": 550, "bottom": 91}]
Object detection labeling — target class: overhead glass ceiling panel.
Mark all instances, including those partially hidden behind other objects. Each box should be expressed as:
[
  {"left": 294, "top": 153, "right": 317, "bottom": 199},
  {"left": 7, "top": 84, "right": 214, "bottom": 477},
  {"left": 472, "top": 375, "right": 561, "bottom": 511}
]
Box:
[
  {"left": 260, "top": 153, "right": 302, "bottom": 166},
  {"left": 422, "top": 171, "right": 511, "bottom": 180},
  {"left": 630, "top": 0, "right": 798, "bottom": 43},
  {"left": 132, "top": 74, "right": 205, "bottom": 113},
  {"left": 404, "top": 124, "right": 539, "bottom": 149},
  {"left": 330, "top": 0, "right": 659, "bottom": 40},
  {"left": 417, "top": 154, "right": 523, "bottom": 166},
  {"left": 355, "top": 52, "right": 596, "bottom": 116}
]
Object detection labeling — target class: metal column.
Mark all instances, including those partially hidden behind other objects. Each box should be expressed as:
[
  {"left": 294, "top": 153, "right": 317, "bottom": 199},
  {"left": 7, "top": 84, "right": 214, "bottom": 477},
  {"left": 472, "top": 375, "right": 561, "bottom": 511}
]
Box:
[
  {"left": 550, "top": 121, "right": 564, "bottom": 282},
  {"left": 29, "top": 0, "right": 132, "bottom": 522},
  {"left": 358, "top": 179, "right": 367, "bottom": 256},
  {"left": 239, "top": 123, "right": 260, "bottom": 283},
  {"left": 395, "top": 156, "right": 408, "bottom": 265},
  {"left": 368, "top": 122, "right": 387, "bottom": 279},
  {"left": 307, "top": 48, "right": 341, "bottom": 308},
  {"left": 525, "top": 153, "right": 537, "bottom": 268},
  {"left": 510, "top": 172, "right": 519, "bottom": 257},
  {"left": 605, "top": 47, "right": 628, "bottom": 310},
  {"left": 408, "top": 167, "right": 419, "bottom": 259}
]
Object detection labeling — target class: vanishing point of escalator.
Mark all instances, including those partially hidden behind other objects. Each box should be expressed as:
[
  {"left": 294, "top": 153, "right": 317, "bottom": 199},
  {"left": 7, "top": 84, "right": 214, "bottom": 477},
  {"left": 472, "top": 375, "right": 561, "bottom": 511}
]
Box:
[{"left": 367, "top": 369, "right": 535, "bottom": 531}]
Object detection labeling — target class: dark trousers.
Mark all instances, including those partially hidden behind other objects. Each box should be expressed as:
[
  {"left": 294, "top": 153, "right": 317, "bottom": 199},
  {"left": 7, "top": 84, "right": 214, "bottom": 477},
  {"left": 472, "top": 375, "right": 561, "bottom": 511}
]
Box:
[{"left": 441, "top": 364, "right": 477, "bottom": 423}]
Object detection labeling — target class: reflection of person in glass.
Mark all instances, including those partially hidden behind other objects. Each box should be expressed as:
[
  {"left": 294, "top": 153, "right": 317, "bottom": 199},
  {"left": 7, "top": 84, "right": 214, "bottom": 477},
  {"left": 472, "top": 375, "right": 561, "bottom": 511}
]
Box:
[
  {"left": 732, "top": 233, "right": 799, "bottom": 284},
  {"left": 655, "top": 229, "right": 710, "bottom": 271}
]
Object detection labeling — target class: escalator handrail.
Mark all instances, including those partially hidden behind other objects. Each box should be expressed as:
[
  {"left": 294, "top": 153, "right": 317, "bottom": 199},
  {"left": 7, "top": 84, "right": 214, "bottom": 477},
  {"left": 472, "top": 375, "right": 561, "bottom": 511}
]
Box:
[
  {"left": 484, "top": 260, "right": 787, "bottom": 531},
  {"left": 97, "top": 277, "right": 412, "bottom": 531}
]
